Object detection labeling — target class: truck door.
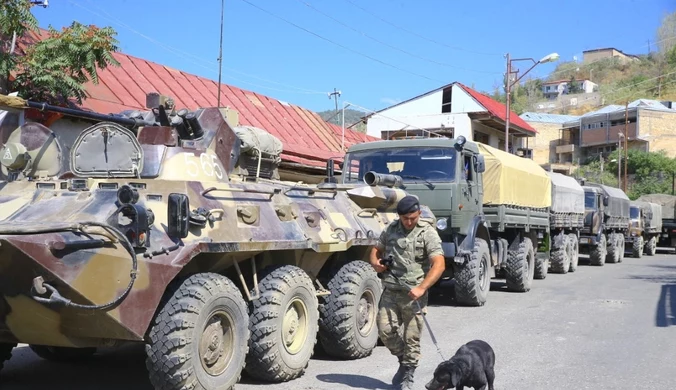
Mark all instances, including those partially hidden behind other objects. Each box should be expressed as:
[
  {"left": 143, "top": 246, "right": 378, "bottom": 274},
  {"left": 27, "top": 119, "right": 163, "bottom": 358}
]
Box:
[{"left": 460, "top": 152, "right": 480, "bottom": 212}]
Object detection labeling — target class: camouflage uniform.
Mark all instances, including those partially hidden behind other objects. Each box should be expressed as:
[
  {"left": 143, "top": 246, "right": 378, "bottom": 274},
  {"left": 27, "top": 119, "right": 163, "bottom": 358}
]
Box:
[{"left": 375, "top": 218, "right": 443, "bottom": 368}]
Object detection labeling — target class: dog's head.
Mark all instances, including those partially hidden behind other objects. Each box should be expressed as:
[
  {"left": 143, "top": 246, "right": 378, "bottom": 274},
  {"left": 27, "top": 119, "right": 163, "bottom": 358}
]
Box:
[{"left": 425, "top": 359, "right": 466, "bottom": 390}]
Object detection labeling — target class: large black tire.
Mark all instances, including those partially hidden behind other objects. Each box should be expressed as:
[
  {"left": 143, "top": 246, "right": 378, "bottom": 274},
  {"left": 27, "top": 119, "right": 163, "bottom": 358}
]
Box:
[
  {"left": 568, "top": 234, "right": 579, "bottom": 272},
  {"left": 454, "top": 238, "right": 491, "bottom": 306},
  {"left": 534, "top": 255, "right": 548, "bottom": 280},
  {"left": 618, "top": 234, "right": 625, "bottom": 263},
  {"left": 645, "top": 236, "right": 657, "bottom": 256},
  {"left": 606, "top": 233, "right": 620, "bottom": 263},
  {"left": 30, "top": 345, "right": 96, "bottom": 361},
  {"left": 246, "top": 265, "right": 319, "bottom": 382},
  {"left": 0, "top": 343, "right": 15, "bottom": 373},
  {"left": 632, "top": 236, "right": 644, "bottom": 258},
  {"left": 550, "top": 233, "right": 570, "bottom": 274},
  {"left": 590, "top": 234, "right": 607, "bottom": 266},
  {"left": 318, "top": 260, "right": 381, "bottom": 359},
  {"left": 145, "top": 273, "right": 249, "bottom": 390},
  {"left": 505, "top": 236, "right": 535, "bottom": 292}
]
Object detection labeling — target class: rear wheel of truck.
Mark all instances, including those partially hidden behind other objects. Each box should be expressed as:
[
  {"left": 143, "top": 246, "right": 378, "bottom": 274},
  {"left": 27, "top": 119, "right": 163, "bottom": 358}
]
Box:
[
  {"left": 550, "top": 233, "right": 570, "bottom": 274},
  {"left": 246, "top": 265, "right": 318, "bottom": 382},
  {"left": 318, "top": 260, "right": 381, "bottom": 359},
  {"left": 534, "top": 255, "right": 548, "bottom": 280},
  {"left": 0, "top": 343, "right": 15, "bottom": 373},
  {"left": 645, "top": 236, "right": 657, "bottom": 256},
  {"left": 29, "top": 345, "right": 96, "bottom": 361},
  {"left": 618, "top": 234, "right": 626, "bottom": 262},
  {"left": 505, "top": 236, "right": 535, "bottom": 292},
  {"left": 454, "top": 238, "right": 491, "bottom": 306},
  {"left": 145, "top": 273, "right": 249, "bottom": 390},
  {"left": 590, "top": 234, "right": 607, "bottom": 266},
  {"left": 606, "top": 233, "right": 621, "bottom": 263},
  {"left": 632, "top": 236, "right": 644, "bottom": 258},
  {"left": 568, "top": 234, "right": 579, "bottom": 272}
]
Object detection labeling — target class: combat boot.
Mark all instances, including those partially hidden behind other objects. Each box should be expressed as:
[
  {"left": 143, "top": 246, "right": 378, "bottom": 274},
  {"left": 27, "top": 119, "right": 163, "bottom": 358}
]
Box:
[
  {"left": 399, "top": 365, "right": 415, "bottom": 390},
  {"left": 391, "top": 355, "right": 406, "bottom": 386}
]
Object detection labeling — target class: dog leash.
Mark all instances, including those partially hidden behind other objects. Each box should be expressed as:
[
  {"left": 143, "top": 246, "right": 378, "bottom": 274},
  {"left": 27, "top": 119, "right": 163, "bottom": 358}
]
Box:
[{"left": 381, "top": 258, "right": 446, "bottom": 361}]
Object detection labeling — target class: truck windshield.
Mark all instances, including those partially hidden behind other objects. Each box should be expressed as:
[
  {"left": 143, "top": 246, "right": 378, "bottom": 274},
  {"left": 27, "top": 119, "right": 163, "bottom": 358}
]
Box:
[
  {"left": 584, "top": 192, "right": 597, "bottom": 209},
  {"left": 630, "top": 207, "right": 640, "bottom": 218},
  {"left": 342, "top": 147, "right": 456, "bottom": 183}
]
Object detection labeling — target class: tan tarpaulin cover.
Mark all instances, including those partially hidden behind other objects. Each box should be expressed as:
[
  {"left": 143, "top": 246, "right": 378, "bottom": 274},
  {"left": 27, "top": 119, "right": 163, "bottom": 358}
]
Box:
[{"left": 477, "top": 143, "right": 551, "bottom": 208}]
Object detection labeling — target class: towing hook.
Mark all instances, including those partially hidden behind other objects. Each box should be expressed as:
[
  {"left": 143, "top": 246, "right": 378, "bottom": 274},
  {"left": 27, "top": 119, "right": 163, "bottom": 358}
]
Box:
[{"left": 31, "top": 277, "right": 73, "bottom": 308}]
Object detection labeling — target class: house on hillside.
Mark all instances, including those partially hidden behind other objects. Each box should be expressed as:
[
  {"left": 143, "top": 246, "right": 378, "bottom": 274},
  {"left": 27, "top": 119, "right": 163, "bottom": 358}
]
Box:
[
  {"left": 1, "top": 28, "right": 376, "bottom": 183},
  {"left": 582, "top": 47, "right": 640, "bottom": 64},
  {"left": 541, "top": 79, "right": 598, "bottom": 100},
  {"left": 361, "top": 82, "right": 537, "bottom": 156}
]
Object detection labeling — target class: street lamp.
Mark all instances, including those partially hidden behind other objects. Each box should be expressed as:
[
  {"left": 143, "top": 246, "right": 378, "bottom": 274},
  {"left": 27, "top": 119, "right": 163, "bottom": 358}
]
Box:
[{"left": 504, "top": 52, "right": 559, "bottom": 153}]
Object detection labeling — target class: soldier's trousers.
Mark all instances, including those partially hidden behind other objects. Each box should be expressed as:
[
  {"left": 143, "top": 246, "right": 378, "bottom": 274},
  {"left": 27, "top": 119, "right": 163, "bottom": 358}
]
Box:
[{"left": 376, "top": 287, "right": 426, "bottom": 367}]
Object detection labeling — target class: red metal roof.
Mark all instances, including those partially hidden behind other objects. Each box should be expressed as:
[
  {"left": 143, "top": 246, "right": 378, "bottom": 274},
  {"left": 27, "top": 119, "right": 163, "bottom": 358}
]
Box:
[
  {"left": 15, "top": 29, "right": 377, "bottom": 169},
  {"left": 456, "top": 83, "right": 537, "bottom": 134}
]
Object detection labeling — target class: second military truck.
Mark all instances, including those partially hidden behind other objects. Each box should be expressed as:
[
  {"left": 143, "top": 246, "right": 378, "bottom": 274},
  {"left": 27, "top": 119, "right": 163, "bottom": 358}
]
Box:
[
  {"left": 546, "top": 172, "right": 584, "bottom": 274},
  {"left": 625, "top": 200, "right": 662, "bottom": 257},
  {"left": 340, "top": 136, "right": 552, "bottom": 306}
]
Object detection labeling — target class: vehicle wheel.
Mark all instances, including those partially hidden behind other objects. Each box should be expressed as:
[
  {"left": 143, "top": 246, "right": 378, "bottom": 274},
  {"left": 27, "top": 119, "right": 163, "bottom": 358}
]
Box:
[
  {"left": 590, "top": 234, "right": 607, "bottom": 266},
  {"left": 550, "top": 233, "right": 570, "bottom": 274},
  {"left": 606, "top": 233, "right": 620, "bottom": 264},
  {"left": 318, "top": 260, "right": 382, "bottom": 359},
  {"left": 145, "top": 273, "right": 249, "bottom": 390},
  {"left": 454, "top": 238, "right": 491, "bottom": 306},
  {"left": 505, "top": 236, "right": 535, "bottom": 292},
  {"left": 30, "top": 345, "right": 96, "bottom": 361},
  {"left": 0, "top": 343, "right": 15, "bottom": 373},
  {"left": 568, "top": 234, "right": 579, "bottom": 273},
  {"left": 246, "top": 265, "right": 319, "bottom": 382},
  {"left": 645, "top": 236, "right": 657, "bottom": 256},
  {"left": 632, "top": 236, "right": 644, "bottom": 258},
  {"left": 534, "top": 255, "right": 548, "bottom": 280},
  {"left": 618, "top": 234, "right": 625, "bottom": 262}
]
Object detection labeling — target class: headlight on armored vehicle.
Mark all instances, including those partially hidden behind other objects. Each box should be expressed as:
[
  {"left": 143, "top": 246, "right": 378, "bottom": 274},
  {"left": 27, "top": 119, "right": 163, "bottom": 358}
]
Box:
[{"left": 436, "top": 218, "right": 448, "bottom": 231}]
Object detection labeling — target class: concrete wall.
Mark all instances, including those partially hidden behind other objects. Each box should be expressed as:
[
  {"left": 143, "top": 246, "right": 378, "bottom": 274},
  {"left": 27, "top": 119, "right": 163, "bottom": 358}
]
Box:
[
  {"left": 639, "top": 109, "right": 676, "bottom": 157},
  {"left": 378, "top": 90, "right": 443, "bottom": 117},
  {"left": 533, "top": 92, "right": 602, "bottom": 113},
  {"left": 449, "top": 84, "right": 484, "bottom": 113},
  {"left": 522, "top": 121, "right": 562, "bottom": 165}
]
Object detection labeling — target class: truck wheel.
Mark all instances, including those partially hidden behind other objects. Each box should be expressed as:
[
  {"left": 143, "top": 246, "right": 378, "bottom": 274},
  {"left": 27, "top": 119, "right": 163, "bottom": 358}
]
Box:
[
  {"left": 318, "top": 260, "right": 381, "bottom": 359},
  {"left": 30, "top": 345, "right": 96, "bottom": 361},
  {"left": 550, "top": 234, "right": 570, "bottom": 274},
  {"left": 568, "top": 234, "right": 579, "bottom": 272},
  {"left": 618, "top": 234, "right": 625, "bottom": 262},
  {"left": 246, "top": 265, "right": 318, "bottom": 382},
  {"left": 645, "top": 236, "right": 657, "bottom": 256},
  {"left": 454, "top": 238, "right": 491, "bottom": 306},
  {"left": 606, "top": 233, "right": 620, "bottom": 264},
  {"left": 0, "top": 343, "right": 15, "bottom": 373},
  {"left": 632, "top": 236, "right": 644, "bottom": 258},
  {"left": 590, "top": 234, "right": 606, "bottom": 266},
  {"left": 145, "top": 273, "right": 249, "bottom": 390},
  {"left": 505, "top": 236, "right": 535, "bottom": 292},
  {"left": 534, "top": 255, "right": 548, "bottom": 280}
]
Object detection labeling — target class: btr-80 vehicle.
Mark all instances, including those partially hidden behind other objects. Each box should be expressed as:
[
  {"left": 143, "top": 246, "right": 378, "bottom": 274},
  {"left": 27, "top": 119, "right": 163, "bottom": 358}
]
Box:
[{"left": 0, "top": 93, "right": 431, "bottom": 389}]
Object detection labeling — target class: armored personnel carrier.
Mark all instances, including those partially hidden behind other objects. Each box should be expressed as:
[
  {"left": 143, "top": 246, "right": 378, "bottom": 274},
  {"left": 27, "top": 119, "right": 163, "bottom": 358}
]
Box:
[{"left": 0, "top": 93, "right": 431, "bottom": 389}]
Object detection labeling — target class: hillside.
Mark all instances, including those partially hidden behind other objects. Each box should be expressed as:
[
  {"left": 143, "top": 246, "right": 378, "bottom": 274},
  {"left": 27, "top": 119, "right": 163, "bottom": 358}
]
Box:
[{"left": 317, "top": 108, "right": 368, "bottom": 133}]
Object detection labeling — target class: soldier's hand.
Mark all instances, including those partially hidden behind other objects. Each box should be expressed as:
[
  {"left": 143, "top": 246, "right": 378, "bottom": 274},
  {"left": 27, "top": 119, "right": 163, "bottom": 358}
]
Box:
[
  {"left": 408, "top": 286, "right": 425, "bottom": 300},
  {"left": 372, "top": 260, "right": 387, "bottom": 273}
]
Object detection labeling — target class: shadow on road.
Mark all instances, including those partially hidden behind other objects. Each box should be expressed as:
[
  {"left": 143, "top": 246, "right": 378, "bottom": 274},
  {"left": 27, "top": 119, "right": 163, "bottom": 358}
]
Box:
[
  {"left": 316, "top": 373, "right": 393, "bottom": 389},
  {"left": 656, "top": 284, "right": 676, "bottom": 327}
]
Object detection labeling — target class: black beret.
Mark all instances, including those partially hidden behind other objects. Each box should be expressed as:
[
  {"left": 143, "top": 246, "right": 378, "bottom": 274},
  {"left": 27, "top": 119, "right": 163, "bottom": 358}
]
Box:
[{"left": 397, "top": 195, "right": 420, "bottom": 215}]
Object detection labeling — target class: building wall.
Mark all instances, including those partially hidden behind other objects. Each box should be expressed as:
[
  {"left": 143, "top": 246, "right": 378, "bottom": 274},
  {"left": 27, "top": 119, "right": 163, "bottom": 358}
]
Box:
[
  {"left": 583, "top": 49, "right": 624, "bottom": 63},
  {"left": 366, "top": 112, "right": 471, "bottom": 139},
  {"left": 449, "top": 84, "right": 484, "bottom": 114},
  {"left": 522, "top": 121, "right": 562, "bottom": 165},
  {"left": 378, "top": 90, "right": 444, "bottom": 117},
  {"left": 639, "top": 109, "right": 676, "bottom": 157}
]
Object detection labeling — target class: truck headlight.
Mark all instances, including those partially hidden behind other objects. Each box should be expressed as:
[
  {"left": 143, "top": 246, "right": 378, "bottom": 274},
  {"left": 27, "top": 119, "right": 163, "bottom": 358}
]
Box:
[{"left": 436, "top": 218, "right": 448, "bottom": 231}]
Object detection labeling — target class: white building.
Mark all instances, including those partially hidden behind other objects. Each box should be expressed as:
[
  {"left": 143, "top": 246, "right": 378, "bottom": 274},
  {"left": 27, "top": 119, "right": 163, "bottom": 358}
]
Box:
[
  {"left": 362, "top": 82, "right": 537, "bottom": 154},
  {"left": 541, "top": 79, "right": 598, "bottom": 99}
]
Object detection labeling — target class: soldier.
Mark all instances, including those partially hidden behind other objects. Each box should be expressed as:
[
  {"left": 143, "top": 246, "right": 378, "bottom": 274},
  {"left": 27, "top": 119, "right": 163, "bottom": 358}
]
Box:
[{"left": 370, "top": 195, "right": 445, "bottom": 390}]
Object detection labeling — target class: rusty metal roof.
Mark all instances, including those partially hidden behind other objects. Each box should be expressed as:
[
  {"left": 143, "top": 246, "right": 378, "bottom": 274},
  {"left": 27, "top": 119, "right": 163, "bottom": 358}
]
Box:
[{"left": 16, "top": 29, "right": 377, "bottom": 169}]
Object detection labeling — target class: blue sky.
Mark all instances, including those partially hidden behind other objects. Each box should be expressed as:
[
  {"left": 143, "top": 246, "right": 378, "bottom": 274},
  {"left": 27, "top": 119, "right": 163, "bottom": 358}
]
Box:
[{"left": 31, "top": 0, "right": 674, "bottom": 113}]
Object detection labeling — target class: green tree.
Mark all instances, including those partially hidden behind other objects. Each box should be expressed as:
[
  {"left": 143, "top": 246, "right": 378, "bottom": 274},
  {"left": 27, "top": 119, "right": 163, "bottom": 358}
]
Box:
[
  {"left": 1, "top": 1, "right": 119, "bottom": 105},
  {"left": 567, "top": 76, "right": 579, "bottom": 94}
]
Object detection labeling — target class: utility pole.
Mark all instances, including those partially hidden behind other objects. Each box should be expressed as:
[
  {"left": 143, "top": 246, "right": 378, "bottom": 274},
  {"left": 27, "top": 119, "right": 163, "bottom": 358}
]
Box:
[
  {"left": 217, "top": 0, "right": 225, "bottom": 108},
  {"left": 617, "top": 135, "right": 623, "bottom": 189},
  {"left": 505, "top": 53, "right": 512, "bottom": 153},
  {"left": 328, "top": 88, "right": 341, "bottom": 117},
  {"left": 600, "top": 153, "right": 604, "bottom": 184},
  {"left": 624, "top": 101, "right": 629, "bottom": 193}
]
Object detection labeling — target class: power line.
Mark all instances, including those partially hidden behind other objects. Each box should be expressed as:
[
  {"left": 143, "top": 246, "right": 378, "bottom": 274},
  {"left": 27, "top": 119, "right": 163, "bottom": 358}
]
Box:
[
  {"left": 239, "top": 0, "right": 444, "bottom": 84},
  {"left": 340, "top": 0, "right": 501, "bottom": 57},
  {"left": 70, "top": 0, "right": 331, "bottom": 96},
  {"left": 296, "top": 0, "right": 501, "bottom": 74}
]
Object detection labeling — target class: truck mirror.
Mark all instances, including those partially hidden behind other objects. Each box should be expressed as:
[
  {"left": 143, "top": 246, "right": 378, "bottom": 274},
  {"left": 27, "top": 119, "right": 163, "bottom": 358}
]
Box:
[
  {"left": 474, "top": 155, "right": 486, "bottom": 173},
  {"left": 602, "top": 196, "right": 609, "bottom": 207},
  {"left": 168, "top": 193, "right": 190, "bottom": 239}
]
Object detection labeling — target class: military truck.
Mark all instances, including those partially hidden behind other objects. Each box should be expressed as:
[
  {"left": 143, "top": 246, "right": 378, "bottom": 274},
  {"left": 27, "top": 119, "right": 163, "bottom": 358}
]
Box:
[
  {"left": 545, "top": 172, "right": 584, "bottom": 274},
  {"left": 635, "top": 194, "right": 676, "bottom": 250},
  {"left": 0, "top": 93, "right": 432, "bottom": 389},
  {"left": 339, "top": 136, "right": 552, "bottom": 306},
  {"left": 625, "top": 201, "right": 662, "bottom": 257},
  {"left": 578, "top": 182, "right": 630, "bottom": 265}
]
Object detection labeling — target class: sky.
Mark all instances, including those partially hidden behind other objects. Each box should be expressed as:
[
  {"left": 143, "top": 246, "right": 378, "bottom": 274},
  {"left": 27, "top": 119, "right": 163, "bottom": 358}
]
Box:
[{"left": 28, "top": 0, "right": 675, "bottom": 114}]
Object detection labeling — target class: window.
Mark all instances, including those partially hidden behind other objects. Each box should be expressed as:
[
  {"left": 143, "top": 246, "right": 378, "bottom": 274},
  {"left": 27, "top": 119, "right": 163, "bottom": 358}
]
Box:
[
  {"left": 584, "top": 192, "right": 597, "bottom": 209},
  {"left": 441, "top": 87, "right": 452, "bottom": 113},
  {"left": 630, "top": 207, "right": 640, "bottom": 219}
]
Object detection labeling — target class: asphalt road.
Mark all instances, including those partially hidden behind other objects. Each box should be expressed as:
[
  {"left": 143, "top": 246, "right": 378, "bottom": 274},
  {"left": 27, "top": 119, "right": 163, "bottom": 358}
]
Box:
[{"left": 1, "top": 250, "right": 675, "bottom": 390}]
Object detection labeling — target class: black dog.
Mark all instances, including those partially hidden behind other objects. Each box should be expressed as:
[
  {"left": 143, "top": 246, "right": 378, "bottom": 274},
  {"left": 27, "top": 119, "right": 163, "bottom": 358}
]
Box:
[{"left": 425, "top": 339, "right": 495, "bottom": 390}]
